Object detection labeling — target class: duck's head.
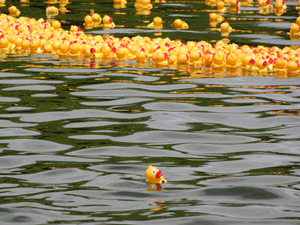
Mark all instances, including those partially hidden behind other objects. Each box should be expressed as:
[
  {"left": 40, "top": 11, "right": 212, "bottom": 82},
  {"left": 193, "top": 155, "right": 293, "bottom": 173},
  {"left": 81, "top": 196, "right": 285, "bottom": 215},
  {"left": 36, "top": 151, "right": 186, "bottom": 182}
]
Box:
[
  {"left": 226, "top": 53, "right": 238, "bottom": 66},
  {"left": 145, "top": 165, "right": 167, "bottom": 184},
  {"left": 216, "top": 1, "right": 225, "bottom": 10},
  {"left": 220, "top": 21, "right": 230, "bottom": 32},
  {"left": 256, "top": 59, "right": 268, "bottom": 70},
  {"left": 290, "top": 23, "right": 299, "bottom": 33},
  {"left": 173, "top": 19, "right": 183, "bottom": 28},
  {"left": 153, "top": 17, "right": 162, "bottom": 26},
  {"left": 287, "top": 60, "right": 298, "bottom": 72}
]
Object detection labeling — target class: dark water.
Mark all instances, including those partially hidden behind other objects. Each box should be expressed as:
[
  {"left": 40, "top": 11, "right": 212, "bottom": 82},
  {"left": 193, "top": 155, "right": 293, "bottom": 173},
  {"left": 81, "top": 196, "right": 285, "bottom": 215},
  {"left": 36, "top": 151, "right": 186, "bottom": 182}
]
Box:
[{"left": 1, "top": 0, "right": 300, "bottom": 224}]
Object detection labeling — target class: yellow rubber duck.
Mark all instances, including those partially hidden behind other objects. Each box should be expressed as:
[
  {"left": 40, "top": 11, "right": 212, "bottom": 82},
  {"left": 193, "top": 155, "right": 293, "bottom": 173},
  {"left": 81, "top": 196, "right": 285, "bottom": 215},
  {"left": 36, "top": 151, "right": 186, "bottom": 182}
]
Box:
[
  {"left": 101, "top": 43, "right": 112, "bottom": 58},
  {"left": 52, "top": 20, "right": 62, "bottom": 30},
  {"left": 115, "top": 47, "right": 128, "bottom": 60},
  {"left": 207, "top": 0, "right": 218, "bottom": 7},
  {"left": 21, "top": 39, "right": 30, "bottom": 52},
  {"left": 102, "top": 15, "right": 115, "bottom": 29},
  {"left": 152, "top": 49, "right": 169, "bottom": 66},
  {"left": 84, "top": 15, "right": 94, "bottom": 29},
  {"left": 0, "top": 35, "right": 9, "bottom": 51},
  {"left": 13, "top": 37, "right": 22, "bottom": 51},
  {"left": 216, "top": 1, "right": 227, "bottom": 13},
  {"left": 46, "top": 5, "right": 59, "bottom": 17},
  {"left": 136, "top": 49, "right": 148, "bottom": 63},
  {"left": 58, "top": 40, "right": 70, "bottom": 58},
  {"left": 92, "top": 13, "right": 101, "bottom": 27},
  {"left": 229, "top": 0, "right": 240, "bottom": 13},
  {"left": 209, "top": 13, "right": 224, "bottom": 26},
  {"left": 43, "top": 44, "right": 54, "bottom": 54},
  {"left": 274, "top": 0, "right": 286, "bottom": 16},
  {"left": 259, "top": 0, "right": 272, "bottom": 14},
  {"left": 189, "top": 49, "right": 203, "bottom": 66},
  {"left": 29, "top": 39, "right": 40, "bottom": 53},
  {"left": 287, "top": 23, "right": 300, "bottom": 40},
  {"left": 0, "top": 0, "right": 5, "bottom": 7},
  {"left": 204, "top": 51, "right": 214, "bottom": 67},
  {"left": 274, "top": 57, "right": 287, "bottom": 72},
  {"left": 145, "top": 165, "right": 167, "bottom": 184},
  {"left": 297, "top": 0, "right": 300, "bottom": 12},
  {"left": 220, "top": 21, "right": 233, "bottom": 37},
  {"left": 134, "top": 0, "right": 143, "bottom": 11},
  {"left": 142, "top": 0, "right": 152, "bottom": 10},
  {"left": 176, "top": 52, "right": 188, "bottom": 64},
  {"left": 8, "top": 6, "right": 21, "bottom": 16},
  {"left": 226, "top": 52, "right": 240, "bottom": 69},
  {"left": 114, "top": 0, "right": 127, "bottom": 9},
  {"left": 148, "top": 17, "right": 163, "bottom": 30},
  {"left": 240, "top": 54, "right": 251, "bottom": 69},
  {"left": 69, "top": 41, "right": 81, "bottom": 58},
  {"left": 212, "top": 51, "right": 226, "bottom": 69},
  {"left": 172, "top": 19, "right": 188, "bottom": 29},
  {"left": 255, "top": 58, "right": 272, "bottom": 73},
  {"left": 172, "top": 18, "right": 182, "bottom": 29},
  {"left": 287, "top": 60, "right": 300, "bottom": 74}
]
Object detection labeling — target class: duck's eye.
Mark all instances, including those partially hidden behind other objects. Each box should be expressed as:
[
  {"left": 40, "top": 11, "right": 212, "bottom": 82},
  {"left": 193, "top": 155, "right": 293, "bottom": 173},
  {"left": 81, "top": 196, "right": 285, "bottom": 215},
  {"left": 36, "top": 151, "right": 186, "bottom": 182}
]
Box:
[{"left": 152, "top": 170, "right": 156, "bottom": 174}]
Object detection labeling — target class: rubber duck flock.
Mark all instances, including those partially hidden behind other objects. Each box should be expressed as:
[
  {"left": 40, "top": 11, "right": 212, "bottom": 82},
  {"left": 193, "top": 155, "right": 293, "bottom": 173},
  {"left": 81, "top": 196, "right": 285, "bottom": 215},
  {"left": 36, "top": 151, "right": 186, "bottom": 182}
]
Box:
[{"left": 0, "top": 3, "right": 300, "bottom": 75}]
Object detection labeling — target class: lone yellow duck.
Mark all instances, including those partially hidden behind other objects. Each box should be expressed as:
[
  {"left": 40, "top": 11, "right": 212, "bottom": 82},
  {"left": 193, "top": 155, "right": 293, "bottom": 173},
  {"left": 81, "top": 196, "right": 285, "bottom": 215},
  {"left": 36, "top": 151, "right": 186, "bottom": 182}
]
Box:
[{"left": 145, "top": 165, "right": 167, "bottom": 184}]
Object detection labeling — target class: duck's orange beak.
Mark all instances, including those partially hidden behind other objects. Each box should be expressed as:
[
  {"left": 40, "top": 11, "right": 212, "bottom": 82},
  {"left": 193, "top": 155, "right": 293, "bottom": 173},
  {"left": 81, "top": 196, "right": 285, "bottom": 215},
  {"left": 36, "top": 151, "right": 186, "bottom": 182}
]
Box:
[{"left": 156, "top": 170, "right": 162, "bottom": 178}]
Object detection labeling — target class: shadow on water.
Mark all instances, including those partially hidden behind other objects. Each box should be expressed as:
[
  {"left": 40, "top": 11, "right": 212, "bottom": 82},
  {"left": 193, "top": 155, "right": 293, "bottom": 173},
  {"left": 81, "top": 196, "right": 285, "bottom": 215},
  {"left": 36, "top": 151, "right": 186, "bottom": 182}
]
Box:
[{"left": 0, "top": 0, "right": 300, "bottom": 224}]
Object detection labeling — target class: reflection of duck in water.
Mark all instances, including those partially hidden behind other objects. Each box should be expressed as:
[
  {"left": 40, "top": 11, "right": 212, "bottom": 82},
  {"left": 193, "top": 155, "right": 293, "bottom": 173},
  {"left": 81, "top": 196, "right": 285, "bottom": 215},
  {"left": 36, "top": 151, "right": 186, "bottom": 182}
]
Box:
[
  {"left": 274, "top": 0, "right": 286, "bottom": 16},
  {"left": 147, "top": 183, "right": 163, "bottom": 191},
  {"left": 287, "top": 23, "right": 300, "bottom": 40},
  {"left": 145, "top": 165, "right": 167, "bottom": 184},
  {"left": 46, "top": 5, "right": 59, "bottom": 17},
  {"left": 258, "top": 0, "right": 273, "bottom": 14},
  {"left": 229, "top": 0, "right": 240, "bottom": 13},
  {"left": 216, "top": 1, "right": 227, "bottom": 13},
  {"left": 240, "top": 0, "right": 253, "bottom": 6}
]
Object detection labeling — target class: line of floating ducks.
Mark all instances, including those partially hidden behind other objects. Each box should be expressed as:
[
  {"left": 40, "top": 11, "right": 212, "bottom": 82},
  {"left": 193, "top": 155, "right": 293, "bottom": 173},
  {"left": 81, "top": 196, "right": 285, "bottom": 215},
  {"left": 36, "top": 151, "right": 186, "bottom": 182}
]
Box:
[
  {"left": 7, "top": 1, "right": 297, "bottom": 36},
  {"left": 7, "top": 2, "right": 188, "bottom": 30},
  {"left": 209, "top": 0, "right": 288, "bottom": 15},
  {"left": 0, "top": 12, "right": 300, "bottom": 74}
]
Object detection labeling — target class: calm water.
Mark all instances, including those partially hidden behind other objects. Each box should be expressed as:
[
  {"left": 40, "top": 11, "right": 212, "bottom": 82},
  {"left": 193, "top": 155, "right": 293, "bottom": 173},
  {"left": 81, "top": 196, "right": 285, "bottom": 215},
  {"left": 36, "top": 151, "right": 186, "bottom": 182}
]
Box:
[{"left": 1, "top": 0, "right": 300, "bottom": 224}]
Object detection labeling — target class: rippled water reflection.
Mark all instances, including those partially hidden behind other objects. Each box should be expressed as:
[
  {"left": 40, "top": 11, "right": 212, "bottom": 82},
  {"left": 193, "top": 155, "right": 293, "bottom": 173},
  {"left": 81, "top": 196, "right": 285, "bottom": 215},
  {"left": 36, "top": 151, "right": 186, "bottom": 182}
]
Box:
[{"left": 1, "top": 0, "right": 300, "bottom": 224}]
